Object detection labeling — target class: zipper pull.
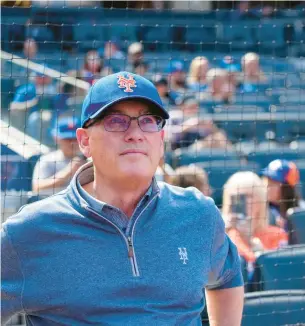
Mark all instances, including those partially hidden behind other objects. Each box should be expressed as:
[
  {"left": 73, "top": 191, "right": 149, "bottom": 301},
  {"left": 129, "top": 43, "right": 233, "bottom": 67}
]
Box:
[{"left": 127, "top": 237, "right": 134, "bottom": 258}]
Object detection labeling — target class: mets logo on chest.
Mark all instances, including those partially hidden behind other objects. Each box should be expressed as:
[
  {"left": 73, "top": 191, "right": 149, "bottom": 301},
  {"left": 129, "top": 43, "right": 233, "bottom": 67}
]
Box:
[
  {"left": 178, "top": 247, "right": 188, "bottom": 264},
  {"left": 117, "top": 74, "right": 137, "bottom": 93}
]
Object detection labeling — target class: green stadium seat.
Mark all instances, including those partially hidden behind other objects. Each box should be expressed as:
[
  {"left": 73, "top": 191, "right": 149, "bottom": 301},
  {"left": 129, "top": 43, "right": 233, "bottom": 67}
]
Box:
[
  {"left": 242, "top": 290, "right": 305, "bottom": 326},
  {"left": 287, "top": 208, "right": 305, "bottom": 245},
  {"left": 253, "top": 245, "right": 305, "bottom": 291}
]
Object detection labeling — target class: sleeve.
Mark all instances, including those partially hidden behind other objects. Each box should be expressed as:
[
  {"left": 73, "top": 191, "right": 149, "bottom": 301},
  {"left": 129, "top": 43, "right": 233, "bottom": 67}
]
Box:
[
  {"left": 205, "top": 206, "right": 244, "bottom": 290},
  {"left": 1, "top": 226, "right": 25, "bottom": 323}
]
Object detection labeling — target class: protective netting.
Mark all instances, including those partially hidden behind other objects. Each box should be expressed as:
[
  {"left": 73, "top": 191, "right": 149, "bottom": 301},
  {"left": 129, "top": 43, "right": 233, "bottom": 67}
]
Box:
[{"left": 1, "top": 2, "right": 305, "bottom": 325}]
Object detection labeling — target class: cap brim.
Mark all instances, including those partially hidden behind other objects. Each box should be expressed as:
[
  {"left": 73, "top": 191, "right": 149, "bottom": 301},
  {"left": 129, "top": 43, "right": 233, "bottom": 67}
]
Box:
[
  {"left": 261, "top": 168, "right": 282, "bottom": 183},
  {"left": 51, "top": 131, "right": 77, "bottom": 139},
  {"left": 83, "top": 95, "right": 169, "bottom": 127}
]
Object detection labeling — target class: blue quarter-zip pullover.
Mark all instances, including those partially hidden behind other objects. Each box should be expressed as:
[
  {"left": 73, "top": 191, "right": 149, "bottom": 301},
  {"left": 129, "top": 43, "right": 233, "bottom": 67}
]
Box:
[{"left": 2, "top": 162, "right": 243, "bottom": 325}]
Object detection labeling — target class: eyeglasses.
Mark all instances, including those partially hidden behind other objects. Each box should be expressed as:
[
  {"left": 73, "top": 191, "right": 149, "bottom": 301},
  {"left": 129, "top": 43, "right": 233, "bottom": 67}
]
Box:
[{"left": 87, "top": 114, "right": 166, "bottom": 132}]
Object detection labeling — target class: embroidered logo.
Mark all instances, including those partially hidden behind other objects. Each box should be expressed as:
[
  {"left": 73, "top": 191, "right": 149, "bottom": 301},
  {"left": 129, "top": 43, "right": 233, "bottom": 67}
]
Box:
[
  {"left": 117, "top": 74, "right": 137, "bottom": 93},
  {"left": 178, "top": 247, "right": 188, "bottom": 264}
]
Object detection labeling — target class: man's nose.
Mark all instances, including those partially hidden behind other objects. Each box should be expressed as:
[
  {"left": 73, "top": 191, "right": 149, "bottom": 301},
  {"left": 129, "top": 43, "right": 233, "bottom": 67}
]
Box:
[{"left": 124, "top": 119, "right": 144, "bottom": 141}]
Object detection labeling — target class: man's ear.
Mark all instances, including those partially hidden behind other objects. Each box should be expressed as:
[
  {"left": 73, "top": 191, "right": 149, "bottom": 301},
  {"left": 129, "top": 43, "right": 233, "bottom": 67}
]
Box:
[{"left": 76, "top": 128, "right": 91, "bottom": 158}]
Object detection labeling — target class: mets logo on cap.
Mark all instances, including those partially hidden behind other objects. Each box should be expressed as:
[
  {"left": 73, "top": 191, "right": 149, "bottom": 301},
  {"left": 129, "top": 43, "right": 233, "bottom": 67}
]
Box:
[{"left": 117, "top": 74, "right": 137, "bottom": 93}]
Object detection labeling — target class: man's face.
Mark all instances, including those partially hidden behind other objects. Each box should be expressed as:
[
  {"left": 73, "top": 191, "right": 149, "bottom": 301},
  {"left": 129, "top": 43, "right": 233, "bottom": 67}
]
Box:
[{"left": 77, "top": 100, "right": 165, "bottom": 182}]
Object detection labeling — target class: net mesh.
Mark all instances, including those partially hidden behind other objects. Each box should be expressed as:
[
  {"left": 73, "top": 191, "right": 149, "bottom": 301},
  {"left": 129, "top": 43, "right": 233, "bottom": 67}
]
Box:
[{"left": 1, "top": 1, "right": 305, "bottom": 325}]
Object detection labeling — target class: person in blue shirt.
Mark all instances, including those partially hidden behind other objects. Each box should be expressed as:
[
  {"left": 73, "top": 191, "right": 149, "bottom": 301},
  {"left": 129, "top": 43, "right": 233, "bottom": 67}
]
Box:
[{"left": 2, "top": 72, "right": 244, "bottom": 325}]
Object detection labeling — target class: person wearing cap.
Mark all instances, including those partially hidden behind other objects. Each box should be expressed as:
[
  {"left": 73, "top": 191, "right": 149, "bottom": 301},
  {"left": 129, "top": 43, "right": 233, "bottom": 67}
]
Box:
[
  {"left": 261, "top": 159, "right": 303, "bottom": 230},
  {"left": 31, "top": 116, "right": 86, "bottom": 196},
  {"left": 153, "top": 73, "right": 176, "bottom": 107},
  {"left": 2, "top": 72, "right": 244, "bottom": 325},
  {"left": 222, "top": 171, "right": 288, "bottom": 265},
  {"left": 9, "top": 83, "right": 39, "bottom": 133},
  {"left": 166, "top": 59, "right": 188, "bottom": 104}
]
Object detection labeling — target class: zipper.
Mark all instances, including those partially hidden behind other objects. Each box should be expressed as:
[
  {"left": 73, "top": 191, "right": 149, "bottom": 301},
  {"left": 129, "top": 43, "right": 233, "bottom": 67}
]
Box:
[
  {"left": 127, "top": 193, "right": 159, "bottom": 277},
  {"left": 84, "top": 192, "right": 158, "bottom": 277}
]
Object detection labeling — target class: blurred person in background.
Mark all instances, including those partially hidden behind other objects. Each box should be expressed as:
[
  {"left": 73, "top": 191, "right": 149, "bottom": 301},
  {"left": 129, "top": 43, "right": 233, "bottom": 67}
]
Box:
[
  {"left": 102, "top": 40, "right": 124, "bottom": 60},
  {"left": 187, "top": 56, "right": 209, "bottom": 92},
  {"left": 134, "top": 60, "right": 150, "bottom": 78},
  {"left": 153, "top": 74, "right": 177, "bottom": 107},
  {"left": 166, "top": 60, "right": 188, "bottom": 104},
  {"left": 171, "top": 164, "right": 212, "bottom": 197},
  {"left": 126, "top": 42, "right": 144, "bottom": 72},
  {"left": 32, "top": 117, "right": 86, "bottom": 196},
  {"left": 240, "top": 52, "right": 268, "bottom": 92},
  {"left": 165, "top": 96, "right": 231, "bottom": 150},
  {"left": 23, "top": 38, "right": 38, "bottom": 60},
  {"left": 155, "top": 157, "right": 175, "bottom": 183},
  {"left": 222, "top": 171, "right": 288, "bottom": 265},
  {"left": 9, "top": 83, "right": 39, "bottom": 133},
  {"left": 199, "top": 68, "right": 235, "bottom": 103},
  {"left": 261, "top": 159, "right": 304, "bottom": 231},
  {"left": 78, "top": 49, "right": 112, "bottom": 85}
]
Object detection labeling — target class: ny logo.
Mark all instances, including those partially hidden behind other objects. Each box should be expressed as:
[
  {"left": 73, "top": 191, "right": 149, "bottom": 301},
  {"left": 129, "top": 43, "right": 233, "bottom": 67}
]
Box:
[
  {"left": 117, "top": 75, "right": 137, "bottom": 93},
  {"left": 178, "top": 247, "right": 188, "bottom": 264}
]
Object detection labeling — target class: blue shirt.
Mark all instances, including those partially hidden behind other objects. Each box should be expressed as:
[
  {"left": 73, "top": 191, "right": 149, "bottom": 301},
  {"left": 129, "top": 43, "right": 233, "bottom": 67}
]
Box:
[{"left": 2, "top": 162, "right": 243, "bottom": 325}]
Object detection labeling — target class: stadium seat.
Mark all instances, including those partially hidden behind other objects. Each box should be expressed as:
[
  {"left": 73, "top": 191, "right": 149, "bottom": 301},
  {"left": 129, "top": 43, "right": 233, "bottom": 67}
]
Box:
[
  {"left": 287, "top": 208, "right": 305, "bottom": 245},
  {"left": 242, "top": 290, "right": 305, "bottom": 326},
  {"left": 142, "top": 26, "right": 173, "bottom": 51},
  {"left": 1, "top": 144, "right": 35, "bottom": 192},
  {"left": 170, "top": 148, "right": 241, "bottom": 168},
  {"left": 197, "top": 160, "right": 259, "bottom": 206},
  {"left": 212, "top": 104, "right": 265, "bottom": 114},
  {"left": 183, "top": 25, "right": 217, "bottom": 50},
  {"left": 254, "top": 22, "right": 286, "bottom": 55},
  {"left": 247, "top": 147, "right": 304, "bottom": 168},
  {"left": 221, "top": 24, "right": 255, "bottom": 51},
  {"left": 253, "top": 245, "right": 305, "bottom": 291}
]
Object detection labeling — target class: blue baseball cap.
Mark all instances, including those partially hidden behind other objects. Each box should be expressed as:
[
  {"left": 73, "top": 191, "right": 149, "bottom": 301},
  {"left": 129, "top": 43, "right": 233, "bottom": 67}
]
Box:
[
  {"left": 261, "top": 159, "right": 300, "bottom": 187},
  {"left": 10, "top": 83, "right": 38, "bottom": 110},
  {"left": 165, "top": 60, "right": 185, "bottom": 74},
  {"left": 81, "top": 71, "right": 169, "bottom": 127},
  {"left": 52, "top": 117, "right": 81, "bottom": 139}
]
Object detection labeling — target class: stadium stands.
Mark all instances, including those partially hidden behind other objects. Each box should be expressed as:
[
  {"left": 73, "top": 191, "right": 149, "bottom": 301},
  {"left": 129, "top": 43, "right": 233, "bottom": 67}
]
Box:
[{"left": 1, "top": 2, "right": 305, "bottom": 324}]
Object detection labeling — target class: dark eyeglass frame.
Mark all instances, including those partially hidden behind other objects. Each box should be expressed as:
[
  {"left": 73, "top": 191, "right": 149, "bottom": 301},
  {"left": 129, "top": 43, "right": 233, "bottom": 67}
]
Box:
[{"left": 84, "top": 113, "right": 166, "bottom": 132}]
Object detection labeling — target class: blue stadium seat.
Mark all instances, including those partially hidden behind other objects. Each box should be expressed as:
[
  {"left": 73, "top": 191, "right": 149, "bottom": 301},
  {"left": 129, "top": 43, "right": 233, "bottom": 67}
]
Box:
[
  {"left": 197, "top": 160, "right": 260, "bottom": 206},
  {"left": 171, "top": 148, "right": 240, "bottom": 168},
  {"left": 142, "top": 26, "right": 173, "bottom": 51},
  {"left": 1, "top": 78, "right": 15, "bottom": 111},
  {"left": 242, "top": 290, "right": 305, "bottom": 326},
  {"left": 1, "top": 144, "right": 36, "bottom": 192},
  {"left": 215, "top": 120, "right": 274, "bottom": 142},
  {"left": 287, "top": 208, "right": 305, "bottom": 245},
  {"left": 184, "top": 25, "right": 217, "bottom": 50},
  {"left": 247, "top": 148, "right": 304, "bottom": 168},
  {"left": 253, "top": 245, "right": 305, "bottom": 291},
  {"left": 254, "top": 22, "right": 286, "bottom": 54},
  {"left": 233, "top": 94, "right": 272, "bottom": 109},
  {"left": 221, "top": 24, "right": 255, "bottom": 50},
  {"left": 213, "top": 104, "right": 265, "bottom": 114},
  {"left": 73, "top": 24, "right": 105, "bottom": 50}
]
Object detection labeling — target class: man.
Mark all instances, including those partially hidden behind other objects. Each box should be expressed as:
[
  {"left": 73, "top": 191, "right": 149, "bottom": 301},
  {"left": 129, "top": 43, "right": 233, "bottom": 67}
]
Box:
[
  {"left": 2, "top": 71, "right": 244, "bottom": 325},
  {"left": 32, "top": 116, "right": 86, "bottom": 196}
]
